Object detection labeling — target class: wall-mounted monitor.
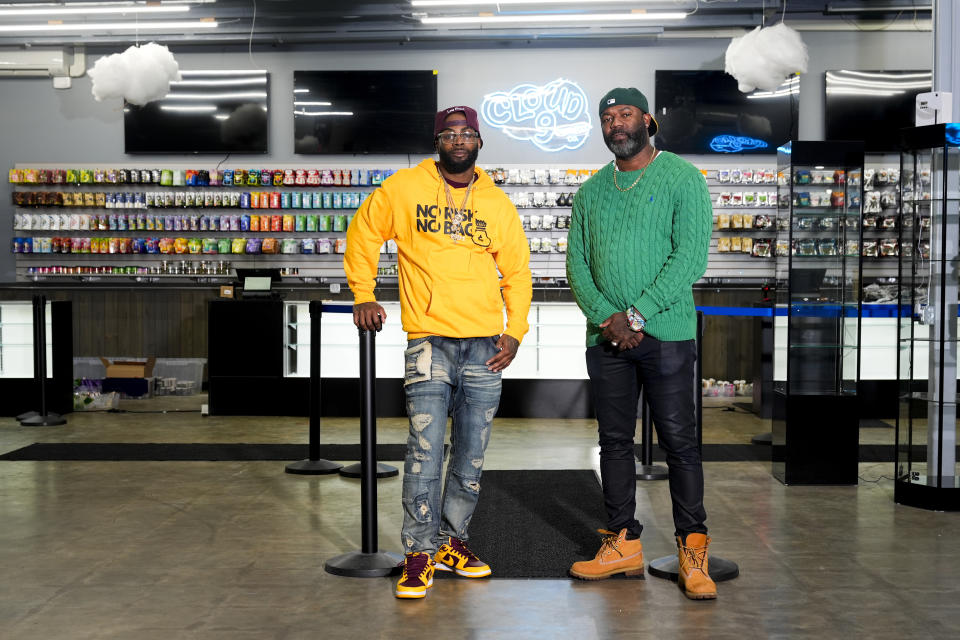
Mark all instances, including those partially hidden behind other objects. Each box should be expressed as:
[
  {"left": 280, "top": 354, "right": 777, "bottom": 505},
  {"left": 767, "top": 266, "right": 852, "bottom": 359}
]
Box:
[
  {"left": 124, "top": 70, "right": 269, "bottom": 154},
  {"left": 825, "top": 70, "right": 931, "bottom": 152},
  {"left": 654, "top": 70, "right": 799, "bottom": 154},
  {"left": 293, "top": 70, "right": 437, "bottom": 154}
]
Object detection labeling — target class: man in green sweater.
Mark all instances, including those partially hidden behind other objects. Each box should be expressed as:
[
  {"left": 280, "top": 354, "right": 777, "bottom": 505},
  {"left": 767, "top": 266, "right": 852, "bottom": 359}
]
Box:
[{"left": 566, "top": 87, "right": 717, "bottom": 600}]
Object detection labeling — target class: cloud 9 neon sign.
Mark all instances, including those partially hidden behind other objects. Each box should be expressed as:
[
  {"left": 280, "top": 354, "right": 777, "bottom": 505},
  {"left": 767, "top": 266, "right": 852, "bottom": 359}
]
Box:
[
  {"left": 481, "top": 78, "right": 591, "bottom": 152},
  {"left": 710, "top": 135, "right": 769, "bottom": 153}
]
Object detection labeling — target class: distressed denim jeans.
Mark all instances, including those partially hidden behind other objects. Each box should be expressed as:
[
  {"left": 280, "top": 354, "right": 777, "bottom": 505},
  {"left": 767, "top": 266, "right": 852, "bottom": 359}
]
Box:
[{"left": 400, "top": 335, "right": 502, "bottom": 554}]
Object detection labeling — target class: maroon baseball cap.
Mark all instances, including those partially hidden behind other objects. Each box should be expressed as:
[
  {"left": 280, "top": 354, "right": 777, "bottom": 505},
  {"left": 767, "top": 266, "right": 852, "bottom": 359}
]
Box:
[{"left": 434, "top": 105, "right": 481, "bottom": 137}]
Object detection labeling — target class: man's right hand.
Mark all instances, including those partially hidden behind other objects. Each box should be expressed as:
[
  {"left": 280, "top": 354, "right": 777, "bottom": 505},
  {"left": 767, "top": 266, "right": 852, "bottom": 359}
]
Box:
[{"left": 353, "top": 301, "right": 387, "bottom": 332}]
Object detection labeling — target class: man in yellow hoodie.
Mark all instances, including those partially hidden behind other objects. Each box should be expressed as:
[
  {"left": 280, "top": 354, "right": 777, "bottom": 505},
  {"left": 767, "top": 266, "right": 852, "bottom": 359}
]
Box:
[{"left": 345, "top": 105, "right": 532, "bottom": 600}]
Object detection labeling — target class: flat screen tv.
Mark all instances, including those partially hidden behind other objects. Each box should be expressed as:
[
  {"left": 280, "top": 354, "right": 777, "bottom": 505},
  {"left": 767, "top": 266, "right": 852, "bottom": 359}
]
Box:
[
  {"left": 124, "top": 70, "right": 269, "bottom": 154},
  {"left": 654, "top": 70, "right": 798, "bottom": 154},
  {"left": 293, "top": 70, "right": 437, "bottom": 154},
  {"left": 825, "top": 70, "right": 931, "bottom": 152}
]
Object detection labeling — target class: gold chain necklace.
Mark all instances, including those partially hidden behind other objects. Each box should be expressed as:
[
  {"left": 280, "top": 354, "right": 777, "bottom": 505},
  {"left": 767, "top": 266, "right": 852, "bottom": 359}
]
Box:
[
  {"left": 612, "top": 149, "right": 659, "bottom": 192},
  {"left": 438, "top": 163, "right": 476, "bottom": 243}
]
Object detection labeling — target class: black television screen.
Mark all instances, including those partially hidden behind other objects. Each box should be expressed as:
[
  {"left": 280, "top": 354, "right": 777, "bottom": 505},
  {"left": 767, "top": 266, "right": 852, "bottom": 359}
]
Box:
[
  {"left": 825, "top": 70, "right": 931, "bottom": 152},
  {"left": 654, "top": 70, "right": 798, "bottom": 154},
  {"left": 293, "top": 70, "right": 437, "bottom": 154},
  {"left": 124, "top": 70, "right": 269, "bottom": 154}
]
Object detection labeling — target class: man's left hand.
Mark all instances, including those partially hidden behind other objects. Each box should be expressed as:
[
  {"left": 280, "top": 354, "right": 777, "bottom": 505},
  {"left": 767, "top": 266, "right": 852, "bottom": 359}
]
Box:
[
  {"left": 486, "top": 335, "right": 520, "bottom": 372},
  {"left": 600, "top": 312, "right": 643, "bottom": 351}
]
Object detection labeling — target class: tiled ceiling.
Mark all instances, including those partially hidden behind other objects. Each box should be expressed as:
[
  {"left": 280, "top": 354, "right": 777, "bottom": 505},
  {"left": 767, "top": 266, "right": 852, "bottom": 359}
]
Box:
[{"left": 0, "top": 0, "right": 933, "bottom": 49}]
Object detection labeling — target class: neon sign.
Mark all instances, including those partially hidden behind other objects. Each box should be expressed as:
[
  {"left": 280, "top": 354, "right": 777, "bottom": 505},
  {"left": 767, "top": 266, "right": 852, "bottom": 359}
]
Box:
[
  {"left": 710, "top": 135, "right": 770, "bottom": 153},
  {"left": 480, "top": 78, "right": 591, "bottom": 152}
]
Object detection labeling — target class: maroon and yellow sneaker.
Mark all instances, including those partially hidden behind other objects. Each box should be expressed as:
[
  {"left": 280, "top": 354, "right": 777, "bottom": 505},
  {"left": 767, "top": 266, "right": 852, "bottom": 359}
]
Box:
[
  {"left": 395, "top": 552, "right": 435, "bottom": 599},
  {"left": 434, "top": 536, "right": 491, "bottom": 578}
]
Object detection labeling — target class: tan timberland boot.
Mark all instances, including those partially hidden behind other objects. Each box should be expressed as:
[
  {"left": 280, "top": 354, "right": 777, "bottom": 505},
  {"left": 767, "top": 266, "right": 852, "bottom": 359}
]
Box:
[
  {"left": 676, "top": 533, "right": 717, "bottom": 600},
  {"left": 569, "top": 529, "right": 644, "bottom": 580}
]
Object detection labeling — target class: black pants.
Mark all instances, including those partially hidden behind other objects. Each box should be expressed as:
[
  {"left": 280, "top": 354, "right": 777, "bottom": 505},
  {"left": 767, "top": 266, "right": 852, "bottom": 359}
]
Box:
[{"left": 586, "top": 336, "right": 707, "bottom": 539}]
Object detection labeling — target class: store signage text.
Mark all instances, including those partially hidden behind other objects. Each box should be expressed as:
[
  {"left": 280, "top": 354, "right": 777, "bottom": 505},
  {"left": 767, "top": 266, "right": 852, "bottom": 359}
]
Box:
[
  {"left": 480, "top": 78, "right": 591, "bottom": 152},
  {"left": 710, "top": 135, "right": 769, "bottom": 153}
]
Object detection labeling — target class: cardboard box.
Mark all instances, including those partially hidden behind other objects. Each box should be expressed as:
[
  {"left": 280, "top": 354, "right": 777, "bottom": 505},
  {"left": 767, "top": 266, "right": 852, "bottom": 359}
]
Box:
[{"left": 99, "top": 357, "right": 156, "bottom": 379}]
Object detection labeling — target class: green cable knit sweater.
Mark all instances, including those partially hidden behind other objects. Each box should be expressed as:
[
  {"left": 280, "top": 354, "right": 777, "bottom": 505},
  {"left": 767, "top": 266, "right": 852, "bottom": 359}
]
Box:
[{"left": 566, "top": 150, "right": 713, "bottom": 346}]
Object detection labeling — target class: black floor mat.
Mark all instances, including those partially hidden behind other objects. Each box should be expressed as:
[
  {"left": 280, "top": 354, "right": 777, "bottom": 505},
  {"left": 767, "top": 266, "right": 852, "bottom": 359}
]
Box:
[
  {"left": 445, "top": 469, "right": 608, "bottom": 579},
  {"left": 0, "top": 443, "right": 411, "bottom": 461}
]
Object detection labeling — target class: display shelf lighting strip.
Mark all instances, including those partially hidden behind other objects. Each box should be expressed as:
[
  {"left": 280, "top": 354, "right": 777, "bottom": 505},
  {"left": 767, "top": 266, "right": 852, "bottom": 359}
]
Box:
[
  {"left": 0, "top": 20, "right": 218, "bottom": 33},
  {"left": 420, "top": 12, "right": 686, "bottom": 24},
  {"left": 412, "top": 0, "right": 651, "bottom": 5},
  {"left": 0, "top": 5, "right": 189, "bottom": 16}
]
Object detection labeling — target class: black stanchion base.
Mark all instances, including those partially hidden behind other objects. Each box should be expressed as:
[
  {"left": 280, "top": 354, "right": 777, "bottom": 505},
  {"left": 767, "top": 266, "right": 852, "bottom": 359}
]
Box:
[
  {"left": 648, "top": 554, "right": 740, "bottom": 583},
  {"left": 325, "top": 550, "right": 403, "bottom": 578},
  {"left": 285, "top": 459, "right": 343, "bottom": 475},
  {"left": 16, "top": 411, "right": 39, "bottom": 422},
  {"left": 20, "top": 413, "right": 66, "bottom": 427},
  {"left": 636, "top": 463, "right": 669, "bottom": 481},
  {"left": 751, "top": 432, "right": 772, "bottom": 446},
  {"left": 339, "top": 462, "right": 398, "bottom": 479}
]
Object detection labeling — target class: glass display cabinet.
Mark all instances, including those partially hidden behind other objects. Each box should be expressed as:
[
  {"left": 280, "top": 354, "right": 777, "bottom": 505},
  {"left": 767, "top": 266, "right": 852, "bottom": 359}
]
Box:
[
  {"left": 772, "top": 141, "right": 864, "bottom": 485},
  {"left": 896, "top": 123, "right": 960, "bottom": 511}
]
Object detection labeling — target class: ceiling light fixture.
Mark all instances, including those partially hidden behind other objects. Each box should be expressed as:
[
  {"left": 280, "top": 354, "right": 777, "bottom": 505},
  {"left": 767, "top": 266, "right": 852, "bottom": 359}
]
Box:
[
  {"left": 0, "top": 20, "right": 218, "bottom": 33},
  {"left": 412, "top": 0, "right": 648, "bottom": 5},
  {"left": 421, "top": 12, "right": 686, "bottom": 24},
  {"left": 0, "top": 5, "right": 189, "bottom": 16}
]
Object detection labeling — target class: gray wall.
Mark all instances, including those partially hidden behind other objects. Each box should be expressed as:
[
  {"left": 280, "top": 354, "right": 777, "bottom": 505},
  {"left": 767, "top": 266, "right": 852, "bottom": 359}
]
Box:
[{"left": 0, "top": 30, "right": 932, "bottom": 280}]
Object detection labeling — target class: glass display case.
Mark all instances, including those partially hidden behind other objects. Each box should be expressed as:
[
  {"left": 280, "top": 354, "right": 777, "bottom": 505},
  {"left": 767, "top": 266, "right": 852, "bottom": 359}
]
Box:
[
  {"left": 0, "top": 301, "right": 53, "bottom": 379},
  {"left": 896, "top": 123, "right": 960, "bottom": 511},
  {"left": 772, "top": 141, "right": 864, "bottom": 485}
]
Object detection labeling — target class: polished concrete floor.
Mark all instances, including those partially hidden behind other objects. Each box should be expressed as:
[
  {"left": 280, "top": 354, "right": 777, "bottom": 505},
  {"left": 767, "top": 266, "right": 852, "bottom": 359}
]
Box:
[{"left": 1, "top": 394, "right": 958, "bottom": 639}]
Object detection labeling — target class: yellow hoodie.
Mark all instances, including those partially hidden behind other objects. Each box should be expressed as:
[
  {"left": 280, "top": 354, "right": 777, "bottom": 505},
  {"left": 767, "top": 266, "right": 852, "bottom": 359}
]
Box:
[{"left": 345, "top": 158, "right": 532, "bottom": 342}]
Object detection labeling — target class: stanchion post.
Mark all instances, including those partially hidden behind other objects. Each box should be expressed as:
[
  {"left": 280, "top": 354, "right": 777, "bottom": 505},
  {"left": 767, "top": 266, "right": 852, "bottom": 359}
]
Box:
[
  {"left": 325, "top": 327, "right": 402, "bottom": 577},
  {"left": 636, "top": 388, "right": 668, "bottom": 480},
  {"left": 20, "top": 295, "right": 65, "bottom": 427},
  {"left": 286, "top": 300, "right": 342, "bottom": 475},
  {"left": 648, "top": 311, "right": 739, "bottom": 583},
  {"left": 339, "top": 326, "right": 397, "bottom": 479}
]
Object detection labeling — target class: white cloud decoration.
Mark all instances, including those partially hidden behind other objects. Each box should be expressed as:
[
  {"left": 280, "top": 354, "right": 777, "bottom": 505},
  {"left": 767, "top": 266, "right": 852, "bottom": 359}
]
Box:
[
  {"left": 88, "top": 42, "right": 181, "bottom": 106},
  {"left": 724, "top": 23, "right": 808, "bottom": 93}
]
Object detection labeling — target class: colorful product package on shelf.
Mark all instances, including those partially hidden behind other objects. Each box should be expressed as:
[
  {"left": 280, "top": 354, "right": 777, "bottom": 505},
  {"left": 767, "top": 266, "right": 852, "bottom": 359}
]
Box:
[
  {"left": 818, "top": 239, "right": 837, "bottom": 256},
  {"left": 283, "top": 169, "right": 296, "bottom": 186},
  {"left": 332, "top": 192, "right": 343, "bottom": 209},
  {"left": 318, "top": 214, "right": 330, "bottom": 231},
  {"left": 312, "top": 192, "right": 323, "bottom": 209},
  {"left": 231, "top": 238, "right": 246, "bottom": 254},
  {"left": 283, "top": 215, "right": 294, "bottom": 232},
  {"left": 228, "top": 215, "right": 239, "bottom": 231},
  {"left": 752, "top": 239, "right": 772, "bottom": 258},
  {"left": 270, "top": 192, "right": 281, "bottom": 209},
  {"left": 731, "top": 213, "right": 743, "bottom": 229},
  {"left": 233, "top": 169, "right": 246, "bottom": 185},
  {"left": 880, "top": 238, "right": 899, "bottom": 256},
  {"left": 131, "top": 238, "right": 145, "bottom": 254},
  {"left": 241, "top": 214, "right": 251, "bottom": 231},
  {"left": 740, "top": 237, "right": 753, "bottom": 254},
  {"left": 295, "top": 215, "right": 305, "bottom": 232},
  {"left": 333, "top": 215, "right": 348, "bottom": 232},
  {"left": 717, "top": 237, "right": 731, "bottom": 253},
  {"left": 273, "top": 170, "right": 284, "bottom": 187},
  {"left": 301, "top": 238, "right": 315, "bottom": 254},
  {"left": 315, "top": 238, "right": 332, "bottom": 254},
  {"left": 8, "top": 168, "right": 22, "bottom": 183},
  {"left": 845, "top": 240, "right": 859, "bottom": 257},
  {"left": 730, "top": 236, "right": 742, "bottom": 252},
  {"left": 246, "top": 238, "right": 262, "bottom": 254},
  {"left": 260, "top": 169, "right": 272, "bottom": 187},
  {"left": 173, "top": 238, "right": 188, "bottom": 254},
  {"left": 306, "top": 214, "right": 317, "bottom": 232},
  {"left": 291, "top": 192, "right": 302, "bottom": 208},
  {"left": 281, "top": 192, "right": 291, "bottom": 209},
  {"left": 247, "top": 169, "right": 261, "bottom": 186},
  {"left": 262, "top": 237, "right": 279, "bottom": 254},
  {"left": 271, "top": 215, "right": 282, "bottom": 231},
  {"left": 862, "top": 240, "right": 879, "bottom": 257},
  {"left": 158, "top": 238, "right": 174, "bottom": 254},
  {"left": 249, "top": 214, "right": 260, "bottom": 232},
  {"left": 188, "top": 238, "right": 202, "bottom": 254},
  {"left": 202, "top": 238, "right": 218, "bottom": 254},
  {"left": 223, "top": 169, "right": 234, "bottom": 186},
  {"left": 218, "top": 238, "right": 232, "bottom": 254},
  {"left": 717, "top": 213, "right": 730, "bottom": 229},
  {"left": 334, "top": 238, "right": 347, "bottom": 254},
  {"left": 186, "top": 169, "right": 198, "bottom": 186},
  {"left": 281, "top": 238, "right": 299, "bottom": 254},
  {"left": 321, "top": 192, "right": 332, "bottom": 209}
]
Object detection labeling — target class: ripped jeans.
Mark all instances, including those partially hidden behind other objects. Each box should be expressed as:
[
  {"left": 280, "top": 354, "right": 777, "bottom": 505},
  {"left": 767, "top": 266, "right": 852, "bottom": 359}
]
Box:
[{"left": 400, "top": 335, "right": 502, "bottom": 554}]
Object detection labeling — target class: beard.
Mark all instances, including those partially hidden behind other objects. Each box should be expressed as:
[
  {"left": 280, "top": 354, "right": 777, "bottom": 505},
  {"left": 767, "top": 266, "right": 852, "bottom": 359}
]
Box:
[
  {"left": 437, "top": 144, "right": 480, "bottom": 174},
  {"left": 603, "top": 123, "right": 649, "bottom": 160}
]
